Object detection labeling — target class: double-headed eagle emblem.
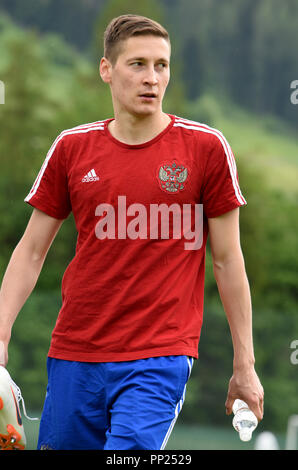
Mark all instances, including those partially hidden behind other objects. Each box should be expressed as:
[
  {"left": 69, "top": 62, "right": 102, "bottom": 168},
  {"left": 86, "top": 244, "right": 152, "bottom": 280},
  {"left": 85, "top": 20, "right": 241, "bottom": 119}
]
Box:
[{"left": 158, "top": 161, "right": 188, "bottom": 193}]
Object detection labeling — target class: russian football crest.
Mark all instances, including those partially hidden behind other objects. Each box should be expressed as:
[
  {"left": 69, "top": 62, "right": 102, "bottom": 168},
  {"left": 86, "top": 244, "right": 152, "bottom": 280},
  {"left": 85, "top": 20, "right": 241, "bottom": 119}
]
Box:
[{"left": 157, "top": 161, "right": 189, "bottom": 193}]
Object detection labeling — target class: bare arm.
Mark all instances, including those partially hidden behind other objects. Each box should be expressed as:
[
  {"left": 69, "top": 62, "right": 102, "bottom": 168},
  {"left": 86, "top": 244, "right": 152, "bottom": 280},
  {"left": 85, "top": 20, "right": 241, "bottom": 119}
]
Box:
[
  {"left": 0, "top": 208, "right": 63, "bottom": 365},
  {"left": 208, "top": 208, "right": 264, "bottom": 421}
]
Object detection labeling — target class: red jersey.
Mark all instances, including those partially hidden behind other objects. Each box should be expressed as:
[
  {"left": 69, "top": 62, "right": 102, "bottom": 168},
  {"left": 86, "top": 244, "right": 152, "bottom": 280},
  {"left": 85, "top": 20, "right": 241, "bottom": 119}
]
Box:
[{"left": 25, "top": 115, "right": 246, "bottom": 362}]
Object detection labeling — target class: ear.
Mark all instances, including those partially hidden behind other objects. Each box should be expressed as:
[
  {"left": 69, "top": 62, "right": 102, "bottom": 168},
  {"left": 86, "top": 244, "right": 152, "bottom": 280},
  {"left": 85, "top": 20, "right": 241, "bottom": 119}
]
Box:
[{"left": 99, "top": 57, "right": 112, "bottom": 84}]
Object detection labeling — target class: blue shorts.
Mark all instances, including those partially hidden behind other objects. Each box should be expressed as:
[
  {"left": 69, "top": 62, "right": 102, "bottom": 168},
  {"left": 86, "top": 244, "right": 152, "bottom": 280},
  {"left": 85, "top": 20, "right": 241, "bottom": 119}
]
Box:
[{"left": 37, "top": 355, "right": 194, "bottom": 450}]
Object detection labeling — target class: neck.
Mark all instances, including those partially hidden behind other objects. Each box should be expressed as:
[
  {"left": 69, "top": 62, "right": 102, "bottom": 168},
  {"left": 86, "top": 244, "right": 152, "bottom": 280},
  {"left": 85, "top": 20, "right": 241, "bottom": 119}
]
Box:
[{"left": 108, "top": 111, "right": 171, "bottom": 145}]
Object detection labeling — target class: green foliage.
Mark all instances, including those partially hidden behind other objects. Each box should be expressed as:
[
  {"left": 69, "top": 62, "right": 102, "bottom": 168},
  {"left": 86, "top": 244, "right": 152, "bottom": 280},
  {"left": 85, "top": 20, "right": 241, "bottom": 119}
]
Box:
[
  {"left": 0, "top": 15, "right": 112, "bottom": 284},
  {"left": 170, "top": 0, "right": 298, "bottom": 125},
  {"left": 2, "top": 0, "right": 298, "bottom": 123},
  {"left": 8, "top": 292, "right": 61, "bottom": 410}
]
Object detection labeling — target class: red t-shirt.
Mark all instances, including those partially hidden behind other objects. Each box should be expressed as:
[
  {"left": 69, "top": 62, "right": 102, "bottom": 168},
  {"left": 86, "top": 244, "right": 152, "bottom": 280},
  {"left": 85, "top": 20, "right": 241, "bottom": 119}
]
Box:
[{"left": 25, "top": 115, "right": 246, "bottom": 362}]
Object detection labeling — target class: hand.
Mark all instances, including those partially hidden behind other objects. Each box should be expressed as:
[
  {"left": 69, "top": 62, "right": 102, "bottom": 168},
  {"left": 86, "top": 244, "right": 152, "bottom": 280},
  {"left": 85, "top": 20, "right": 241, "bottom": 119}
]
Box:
[{"left": 225, "top": 366, "right": 264, "bottom": 421}]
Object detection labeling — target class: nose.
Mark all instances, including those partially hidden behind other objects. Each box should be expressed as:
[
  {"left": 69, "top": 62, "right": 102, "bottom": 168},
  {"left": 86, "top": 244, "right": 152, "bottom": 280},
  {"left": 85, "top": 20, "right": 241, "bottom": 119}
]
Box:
[{"left": 143, "top": 65, "right": 158, "bottom": 86}]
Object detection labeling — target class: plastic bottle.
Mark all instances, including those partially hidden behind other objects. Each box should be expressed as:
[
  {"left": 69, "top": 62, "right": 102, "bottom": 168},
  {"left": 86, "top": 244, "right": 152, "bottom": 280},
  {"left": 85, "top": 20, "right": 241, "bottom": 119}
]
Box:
[{"left": 232, "top": 399, "right": 258, "bottom": 441}]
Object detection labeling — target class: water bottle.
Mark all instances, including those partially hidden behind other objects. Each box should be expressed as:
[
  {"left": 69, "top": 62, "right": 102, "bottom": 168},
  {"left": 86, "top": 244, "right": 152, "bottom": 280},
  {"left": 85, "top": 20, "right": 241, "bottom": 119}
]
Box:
[{"left": 232, "top": 399, "right": 258, "bottom": 441}]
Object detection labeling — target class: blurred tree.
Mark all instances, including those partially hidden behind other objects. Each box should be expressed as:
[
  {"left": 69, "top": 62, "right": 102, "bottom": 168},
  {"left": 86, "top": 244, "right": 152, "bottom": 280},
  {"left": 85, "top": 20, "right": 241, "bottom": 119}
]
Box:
[
  {"left": 1, "top": 0, "right": 298, "bottom": 123},
  {"left": 252, "top": 0, "right": 298, "bottom": 120},
  {"left": 167, "top": 0, "right": 298, "bottom": 125},
  {"left": 0, "top": 30, "right": 59, "bottom": 269},
  {"left": 0, "top": 18, "right": 112, "bottom": 288},
  {"left": 181, "top": 36, "right": 204, "bottom": 100},
  {"left": 0, "top": 0, "right": 104, "bottom": 52}
]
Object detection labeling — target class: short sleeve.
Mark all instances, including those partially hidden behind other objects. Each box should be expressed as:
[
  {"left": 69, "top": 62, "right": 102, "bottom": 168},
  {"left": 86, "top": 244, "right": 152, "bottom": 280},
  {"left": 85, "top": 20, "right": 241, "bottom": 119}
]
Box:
[
  {"left": 201, "top": 133, "right": 247, "bottom": 218},
  {"left": 24, "top": 135, "right": 72, "bottom": 219}
]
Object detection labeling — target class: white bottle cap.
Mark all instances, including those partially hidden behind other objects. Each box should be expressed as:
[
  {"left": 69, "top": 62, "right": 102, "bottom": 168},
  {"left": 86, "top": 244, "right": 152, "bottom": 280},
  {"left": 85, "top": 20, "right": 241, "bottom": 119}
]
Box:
[{"left": 240, "top": 429, "right": 252, "bottom": 441}]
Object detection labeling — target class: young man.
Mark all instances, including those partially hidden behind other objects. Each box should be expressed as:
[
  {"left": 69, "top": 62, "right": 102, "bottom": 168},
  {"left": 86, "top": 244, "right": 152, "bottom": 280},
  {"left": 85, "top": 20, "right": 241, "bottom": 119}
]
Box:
[{"left": 0, "top": 15, "right": 264, "bottom": 450}]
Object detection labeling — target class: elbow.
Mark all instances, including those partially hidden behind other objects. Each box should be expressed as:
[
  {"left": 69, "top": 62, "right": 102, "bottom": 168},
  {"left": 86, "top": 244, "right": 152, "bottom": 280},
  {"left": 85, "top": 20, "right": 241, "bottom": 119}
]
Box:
[
  {"left": 212, "top": 250, "right": 246, "bottom": 273},
  {"left": 16, "top": 236, "right": 47, "bottom": 266}
]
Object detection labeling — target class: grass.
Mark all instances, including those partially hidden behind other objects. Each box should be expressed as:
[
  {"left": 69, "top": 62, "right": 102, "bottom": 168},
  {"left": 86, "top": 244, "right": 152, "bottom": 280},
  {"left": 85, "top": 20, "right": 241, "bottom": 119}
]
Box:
[
  {"left": 167, "top": 424, "right": 285, "bottom": 450},
  {"left": 23, "top": 417, "right": 286, "bottom": 451}
]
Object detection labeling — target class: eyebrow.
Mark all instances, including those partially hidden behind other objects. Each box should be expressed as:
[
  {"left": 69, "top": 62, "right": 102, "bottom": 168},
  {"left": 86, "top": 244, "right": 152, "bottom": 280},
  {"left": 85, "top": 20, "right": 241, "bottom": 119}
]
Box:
[{"left": 127, "top": 57, "right": 169, "bottom": 63}]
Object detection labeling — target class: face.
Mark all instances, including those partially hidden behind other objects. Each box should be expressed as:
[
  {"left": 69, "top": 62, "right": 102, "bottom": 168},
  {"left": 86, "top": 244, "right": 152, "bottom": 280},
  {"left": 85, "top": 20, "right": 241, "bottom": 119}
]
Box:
[{"left": 100, "top": 35, "right": 171, "bottom": 118}]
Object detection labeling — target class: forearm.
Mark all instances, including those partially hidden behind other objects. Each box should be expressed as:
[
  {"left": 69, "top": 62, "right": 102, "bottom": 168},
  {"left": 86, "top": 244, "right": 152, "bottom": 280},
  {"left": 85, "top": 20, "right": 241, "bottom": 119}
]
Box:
[
  {"left": 208, "top": 210, "right": 263, "bottom": 419},
  {"left": 0, "top": 240, "right": 45, "bottom": 342},
  {"left": 213, "top": 253, "right": 255, "bottom": 369}
]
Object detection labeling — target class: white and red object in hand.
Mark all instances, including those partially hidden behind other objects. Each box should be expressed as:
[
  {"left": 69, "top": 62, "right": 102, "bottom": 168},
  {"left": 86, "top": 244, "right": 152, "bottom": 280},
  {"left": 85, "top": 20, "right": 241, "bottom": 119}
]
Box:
[{"left": 0, "top": 365, "right": 38, "bottom": 450}]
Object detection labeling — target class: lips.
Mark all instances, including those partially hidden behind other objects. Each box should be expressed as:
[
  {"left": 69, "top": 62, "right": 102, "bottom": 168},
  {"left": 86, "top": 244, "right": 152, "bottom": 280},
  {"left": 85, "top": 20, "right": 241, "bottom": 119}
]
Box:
[{"left": 139, "top": 92, "right": 157, "bottom": 98}]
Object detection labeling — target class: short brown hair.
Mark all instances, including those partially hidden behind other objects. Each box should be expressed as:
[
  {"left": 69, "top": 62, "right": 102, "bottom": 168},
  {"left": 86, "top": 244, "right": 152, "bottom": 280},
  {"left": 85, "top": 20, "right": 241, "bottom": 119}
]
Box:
[{"left": 104, "top": 14, "right": 170, "bottom": 65}]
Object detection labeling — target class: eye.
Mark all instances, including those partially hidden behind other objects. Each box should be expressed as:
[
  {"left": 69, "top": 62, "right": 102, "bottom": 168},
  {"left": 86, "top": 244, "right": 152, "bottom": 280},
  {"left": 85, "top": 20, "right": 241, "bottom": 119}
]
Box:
[{"left": 156, "top": 62, "right": 168, "bottom": 69}]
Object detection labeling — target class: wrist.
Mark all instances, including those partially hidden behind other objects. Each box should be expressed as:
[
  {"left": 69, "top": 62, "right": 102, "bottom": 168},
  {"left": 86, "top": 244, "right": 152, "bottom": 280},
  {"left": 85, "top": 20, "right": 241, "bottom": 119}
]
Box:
[
  {"left": 233, "top": 356, "right": 255, "bottom": 372},
  {"left": 0, "top": 327, "right": 12, "bottom": 345}
]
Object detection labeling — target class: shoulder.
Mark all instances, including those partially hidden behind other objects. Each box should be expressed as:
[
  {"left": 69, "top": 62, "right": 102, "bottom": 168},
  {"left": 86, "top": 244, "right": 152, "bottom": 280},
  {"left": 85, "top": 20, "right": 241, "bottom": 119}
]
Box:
[
  {"left": 60, "top": 119, "right": 107, "bottom": 137},
  {"left": 54, "top": 119, "right": 108, "bottom": 147},
  {"left": 173, "top": 115, "right": 231, "bottom": 150}
]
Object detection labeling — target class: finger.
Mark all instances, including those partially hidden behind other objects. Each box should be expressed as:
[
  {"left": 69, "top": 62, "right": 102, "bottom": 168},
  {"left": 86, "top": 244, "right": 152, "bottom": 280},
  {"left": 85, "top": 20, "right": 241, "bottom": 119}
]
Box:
[
  {"left": 248, "top": 399, "right": 263, "bottom": 421},
  {"left": 259, "top": 398, "right": 264, "bottom": 421},
  {"left": 225, "top": 396, "right": 235, "bottom": 415},
  {"left": 256, "top": 394, "right": 264, "bottom": 421}
]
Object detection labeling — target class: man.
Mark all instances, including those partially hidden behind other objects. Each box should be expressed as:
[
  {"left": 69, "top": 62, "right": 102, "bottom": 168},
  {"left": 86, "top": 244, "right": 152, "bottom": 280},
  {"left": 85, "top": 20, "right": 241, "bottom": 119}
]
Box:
[{"left": 0, "top": 15, "right": 263, "bottom": 450}]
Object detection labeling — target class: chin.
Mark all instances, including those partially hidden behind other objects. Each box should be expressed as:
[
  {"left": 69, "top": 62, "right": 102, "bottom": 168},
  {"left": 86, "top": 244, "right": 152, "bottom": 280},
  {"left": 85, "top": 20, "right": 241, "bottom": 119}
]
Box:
[{"left": 133, "top": 105, "right": 158, "bottom": 117}]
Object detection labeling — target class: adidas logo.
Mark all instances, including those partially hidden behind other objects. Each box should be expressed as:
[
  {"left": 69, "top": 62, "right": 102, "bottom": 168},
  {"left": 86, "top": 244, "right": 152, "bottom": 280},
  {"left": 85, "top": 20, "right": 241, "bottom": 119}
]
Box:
[{"left": 82, "top": 169, "right": 100, "bottom": 182}]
